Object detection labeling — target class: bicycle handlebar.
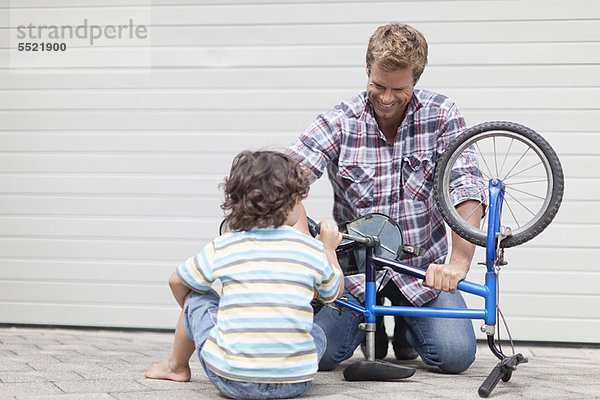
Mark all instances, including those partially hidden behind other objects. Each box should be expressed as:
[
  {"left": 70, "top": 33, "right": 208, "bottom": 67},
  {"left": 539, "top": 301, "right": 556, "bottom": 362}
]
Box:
[
  {"left": 478, "top": 363, "right": 503, "bottom": 398},
  {"left": 307, "top": 217, "right": 374, "bottom": 246},
  {"left": 478, "top": 354, "right": 527, "bottom": 398}
]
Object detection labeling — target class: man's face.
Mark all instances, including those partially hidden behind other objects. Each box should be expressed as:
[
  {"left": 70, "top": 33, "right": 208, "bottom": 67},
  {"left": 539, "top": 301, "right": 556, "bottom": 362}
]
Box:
[{"left": 366, "top": 63, "right": 415, "bottom": 127}]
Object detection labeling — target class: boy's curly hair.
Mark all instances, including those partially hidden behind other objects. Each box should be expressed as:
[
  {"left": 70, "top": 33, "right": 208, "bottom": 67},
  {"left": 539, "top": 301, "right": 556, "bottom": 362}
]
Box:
[{"left": 220, "top": 151, "right": 311, "bottom": 231}]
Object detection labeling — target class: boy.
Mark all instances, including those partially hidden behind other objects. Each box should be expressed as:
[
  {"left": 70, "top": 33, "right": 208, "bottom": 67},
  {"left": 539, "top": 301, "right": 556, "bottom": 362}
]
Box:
[{"left": 145, "top": 150, "right": 344, "bottom": 399}]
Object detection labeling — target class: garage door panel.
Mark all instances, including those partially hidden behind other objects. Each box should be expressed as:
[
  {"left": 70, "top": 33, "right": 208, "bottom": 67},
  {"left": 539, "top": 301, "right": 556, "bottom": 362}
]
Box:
[
  {"left": 471, "top": 317, "right": 600, "bottom": 343},
  {"left": 1, "top": 66, "right": 598, "bottom": 90},
  {"left": 0, "top": 132, "right": 297, "bottom": 152},
  {"left": 0, "top": 302, "right": 177, "bottom": 329},
  {"left": 0, "top": 259, "right": 172, "bottom": 283},
  {"left": 0, "top": 238, "right": 203, "bottom": 261},
  {"left": 1, "top": 110, "right": 597, "bottom": 132},
  {"left": 0, "top": 281, "right": 173, "bottom": 306},
  {"left": 0, "top": 195, "right": 220, "bottom": 217}
]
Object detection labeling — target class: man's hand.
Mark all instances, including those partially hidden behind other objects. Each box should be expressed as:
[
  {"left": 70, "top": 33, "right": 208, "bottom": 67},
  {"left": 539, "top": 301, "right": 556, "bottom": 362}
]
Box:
[{"left": 424, "top": 262, "right": 469, "bottom": 293}]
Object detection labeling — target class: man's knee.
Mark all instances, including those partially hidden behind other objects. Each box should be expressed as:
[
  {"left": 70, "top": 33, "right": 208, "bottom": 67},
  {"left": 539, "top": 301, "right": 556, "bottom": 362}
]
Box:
[
  {"left": 420, "top": 292, "right": 476, "bottom": 374},
  {"left": 318, "top": 354, "right": 340, "bottom": 371},
  {"left": 438, "top": 352, "right": 476, "bottom": 374},
  {"left": 313, "top": 300, "right": 364, "bottom": 371},
  {"left": 430, "top": 336, "right": 476, "bottom": 374}
]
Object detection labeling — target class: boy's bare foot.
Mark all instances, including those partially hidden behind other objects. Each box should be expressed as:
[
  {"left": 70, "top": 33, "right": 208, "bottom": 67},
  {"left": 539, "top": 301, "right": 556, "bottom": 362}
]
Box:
[{"left": 145, "top": 357, "right": 191, "bottom": 382}]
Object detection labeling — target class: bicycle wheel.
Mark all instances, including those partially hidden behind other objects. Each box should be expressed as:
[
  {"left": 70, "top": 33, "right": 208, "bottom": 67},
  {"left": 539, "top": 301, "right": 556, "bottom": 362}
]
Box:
[{"left": 434, "top": 121, "right": 564, "bottom": 248}]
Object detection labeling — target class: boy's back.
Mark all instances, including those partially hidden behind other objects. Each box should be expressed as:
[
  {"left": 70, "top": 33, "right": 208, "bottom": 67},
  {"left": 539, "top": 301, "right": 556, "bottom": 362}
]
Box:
[{"left": 176, "top": 225, "right": 342, "bottom": 383}]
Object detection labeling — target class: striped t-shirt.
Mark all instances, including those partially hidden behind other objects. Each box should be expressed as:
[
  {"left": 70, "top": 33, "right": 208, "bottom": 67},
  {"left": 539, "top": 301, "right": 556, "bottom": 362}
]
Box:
[{"left": 176, "top": 225, "right": 342, "bottom": 383}]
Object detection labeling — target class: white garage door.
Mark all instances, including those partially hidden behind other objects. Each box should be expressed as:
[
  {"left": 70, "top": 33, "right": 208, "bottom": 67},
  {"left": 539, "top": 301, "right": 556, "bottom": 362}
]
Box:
[{"left": 1, "top": 0, "right": 598, "bottom": 343}]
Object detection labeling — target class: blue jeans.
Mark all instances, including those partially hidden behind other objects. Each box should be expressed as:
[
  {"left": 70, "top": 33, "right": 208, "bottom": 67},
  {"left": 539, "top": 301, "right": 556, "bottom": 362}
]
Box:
[
  {"left": 315, "top": 287, "right": 476, "bottom": 374},
  {"left": 183, "top": 290, "right": 327, "bottom": 399}
]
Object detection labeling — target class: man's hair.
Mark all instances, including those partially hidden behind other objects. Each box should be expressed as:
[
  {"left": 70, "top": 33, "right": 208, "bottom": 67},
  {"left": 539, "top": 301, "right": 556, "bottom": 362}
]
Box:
[
  {"left": 366, "top": 23, "right": 428, "bottom": 84},
  {"left": 220, "top": 150, "right": 310, "bottom": 231}
]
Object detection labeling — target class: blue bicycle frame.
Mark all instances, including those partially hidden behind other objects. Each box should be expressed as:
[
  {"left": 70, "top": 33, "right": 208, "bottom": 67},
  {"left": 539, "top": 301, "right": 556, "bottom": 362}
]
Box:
[{"left": 333, "top": 178, "right": 506, "bottom": 360}]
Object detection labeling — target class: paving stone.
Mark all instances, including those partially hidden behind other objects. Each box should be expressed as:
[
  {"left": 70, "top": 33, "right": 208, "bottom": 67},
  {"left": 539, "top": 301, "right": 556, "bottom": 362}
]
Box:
[
  {"left": 51, "top": 353, "right": 132, "bottom": 364},
  {"left": 111, "top": 389, "right": 216, "bottom": 400},
  {"left": 27, "top": 362, "right": 109, "bottom": 373},
  {"left": 73, "top": 367, "right": 149, "bottom": 382},
  {"left": 0, "top": 370, "right": 81, "bottom": 383},
  {"left": 0, "top": 344, "right": 42, "bottom": 354},
  {"left": 528, "top": 345, "right": 600, "bottom": 358},
  {"left": 16, "top": 395, "right": 115, "bottom": 400},
  {"left": 136, "top": 378, "right": 203, "bottom": 391},
  {"left": 0, "top": 382, "right": 64, "bottom": 397},
  {"left": 53, "top": 379, "right": 149, "bottom": 394},
  {"left": 0, "top": 362, "right": 34, "bottom": 373},
  {"left": 0, "top": 336, "right": 29, "bottom": 344}
]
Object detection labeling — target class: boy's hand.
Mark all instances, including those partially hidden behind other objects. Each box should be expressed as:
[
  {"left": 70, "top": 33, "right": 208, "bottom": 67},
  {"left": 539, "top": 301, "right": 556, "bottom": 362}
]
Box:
[{"left": 316, "top": 221, "right": 342, "bottom": 251}]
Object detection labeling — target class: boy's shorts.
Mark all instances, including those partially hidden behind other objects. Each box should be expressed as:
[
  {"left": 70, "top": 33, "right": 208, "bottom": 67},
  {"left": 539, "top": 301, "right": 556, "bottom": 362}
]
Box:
[{"left": 184, "top": 290, "right": 322, "bottom": 399}]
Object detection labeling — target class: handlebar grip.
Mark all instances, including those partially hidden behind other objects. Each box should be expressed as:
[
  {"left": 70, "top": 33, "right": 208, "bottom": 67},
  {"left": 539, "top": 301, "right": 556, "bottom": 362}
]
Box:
[
  {"left": 478, "top": 364, "right": 503, "bottom": 398},
  {"left": 306, "top": 217, "right": 320, "bottom": 237}
]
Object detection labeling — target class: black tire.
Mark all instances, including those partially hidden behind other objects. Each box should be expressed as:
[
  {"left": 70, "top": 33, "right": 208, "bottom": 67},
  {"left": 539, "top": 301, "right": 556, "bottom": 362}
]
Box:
[{"left": 434, "top": 121, "right": 564, "bottom": 248}]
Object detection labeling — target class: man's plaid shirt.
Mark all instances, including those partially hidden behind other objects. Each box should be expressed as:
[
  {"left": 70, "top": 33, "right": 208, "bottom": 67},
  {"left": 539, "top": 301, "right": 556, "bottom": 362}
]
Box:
[{"left": 287, "top": 90, "right": 486, "bottom": 306}]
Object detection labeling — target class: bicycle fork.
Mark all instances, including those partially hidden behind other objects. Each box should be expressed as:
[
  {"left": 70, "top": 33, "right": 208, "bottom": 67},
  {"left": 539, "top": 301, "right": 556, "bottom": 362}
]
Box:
[{"left": 479, "top": 178, "right": 528, "bottom": 398}]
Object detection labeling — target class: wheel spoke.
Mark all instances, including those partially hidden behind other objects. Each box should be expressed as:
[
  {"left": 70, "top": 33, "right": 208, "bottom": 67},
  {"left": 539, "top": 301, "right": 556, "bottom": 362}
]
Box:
[
  {"left": 504, "top": 161, "right": 543, "bottom": 182},
  {"left": 498, "top": 138, "right": 515, "bottom": 178},
  {"left": 476, "top": 167, "right": 493, "bottom": 181},
  {"left": 482, "top": 201, "right": 489, "bottom": 230},
  {"left": 505, "top": 179, "right": 548, "bottom": 185},
  {"left": 504, "top": 190, "right": 537, "bottom": 216},
  {"left": 475, "top": 142, "right": 495, "bottom": 179},
  {"left": 493, "top": 136, "right": 499, "bottom": 177},
  {"left": 505, "top": 185, "right": 547, "bottom": 201},
  {"left": 464, "top": 195, "right": 487, "bottom": 223},
  {"left": 501, "top": 146, "right": 531, "bottom": 182},
  {"left": 501, "top": 193, "right": 522, "bottom": 228},
  {"left": 461, "top": 149, "right": 492, "bottom": 181}
]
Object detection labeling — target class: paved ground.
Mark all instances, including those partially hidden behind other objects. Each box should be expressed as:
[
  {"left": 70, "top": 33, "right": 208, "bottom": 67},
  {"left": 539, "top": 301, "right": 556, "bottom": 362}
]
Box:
[{"left": 0, "top": 326, "right": 598, "bottom": 399}]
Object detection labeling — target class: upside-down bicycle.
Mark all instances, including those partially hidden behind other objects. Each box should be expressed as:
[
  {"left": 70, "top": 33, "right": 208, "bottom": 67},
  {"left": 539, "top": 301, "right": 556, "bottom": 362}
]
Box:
[{"left": 308, "top": 121, "right": 564, "bottom": 397}]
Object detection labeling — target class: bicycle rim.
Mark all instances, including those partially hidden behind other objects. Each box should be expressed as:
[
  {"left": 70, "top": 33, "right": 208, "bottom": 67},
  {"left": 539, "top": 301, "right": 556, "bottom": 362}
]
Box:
[{"left": 435, "top": 122, "right": 564, "bottom": 248}]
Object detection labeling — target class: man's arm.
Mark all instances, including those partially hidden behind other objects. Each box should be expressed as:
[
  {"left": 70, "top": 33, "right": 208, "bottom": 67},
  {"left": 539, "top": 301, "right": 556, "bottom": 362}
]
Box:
[
  {"left": 425, "top": 200, "right": 482, "bottom": 293},
  {"left": 169, "top": 272, "right": 192, "bottom": 309}
]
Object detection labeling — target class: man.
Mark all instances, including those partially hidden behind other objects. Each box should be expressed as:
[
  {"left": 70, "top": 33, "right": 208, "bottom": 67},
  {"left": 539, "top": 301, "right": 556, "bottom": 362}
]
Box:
[{"left": 286, "top": 23, "right": 485, "bottom": 374}]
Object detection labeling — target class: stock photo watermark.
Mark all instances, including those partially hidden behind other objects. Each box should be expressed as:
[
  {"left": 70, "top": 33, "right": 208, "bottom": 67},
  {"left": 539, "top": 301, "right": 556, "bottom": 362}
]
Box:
[
  {"left": 9, "top": 1, "right": 152, "bottom": 69},
  {"left": 16, "top": 19, "right": 148, "bottom": 46}
]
